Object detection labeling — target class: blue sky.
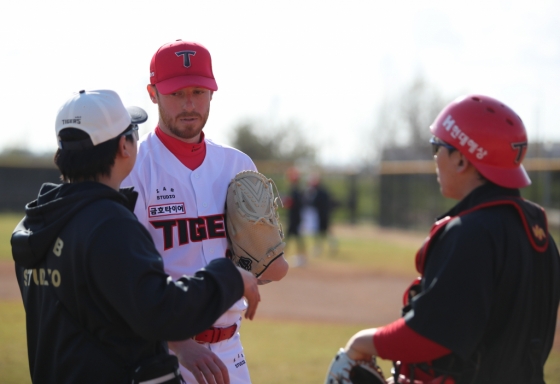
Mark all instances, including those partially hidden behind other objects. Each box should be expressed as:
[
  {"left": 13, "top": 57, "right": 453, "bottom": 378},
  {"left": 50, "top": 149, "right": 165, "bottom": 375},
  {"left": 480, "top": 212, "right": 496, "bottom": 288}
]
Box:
[{"left": 1, "top": 0, "right": 559, "bottom": 166}]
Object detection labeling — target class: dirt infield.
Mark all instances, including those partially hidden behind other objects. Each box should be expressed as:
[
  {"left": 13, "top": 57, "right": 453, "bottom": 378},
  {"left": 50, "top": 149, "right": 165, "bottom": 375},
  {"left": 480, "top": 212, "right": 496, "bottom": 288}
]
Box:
[
  {"left": 258, "top": 262, "right": 411, "bottom": 325},
  {"left": 0, "top": 261, "right": 20, "bottom": 301}
]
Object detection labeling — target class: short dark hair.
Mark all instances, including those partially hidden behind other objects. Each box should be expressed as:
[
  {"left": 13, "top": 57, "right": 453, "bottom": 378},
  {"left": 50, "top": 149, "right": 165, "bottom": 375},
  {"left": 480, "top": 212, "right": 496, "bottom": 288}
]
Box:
[{"left": 54, "top": 126, "right": 134, "bottom": 183}]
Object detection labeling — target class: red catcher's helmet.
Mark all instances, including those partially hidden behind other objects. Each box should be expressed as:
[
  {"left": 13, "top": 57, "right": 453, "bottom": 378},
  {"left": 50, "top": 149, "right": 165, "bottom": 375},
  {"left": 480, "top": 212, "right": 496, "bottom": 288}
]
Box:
[{"left": 430, "top": 94, "right": 531, "bottom": 189}]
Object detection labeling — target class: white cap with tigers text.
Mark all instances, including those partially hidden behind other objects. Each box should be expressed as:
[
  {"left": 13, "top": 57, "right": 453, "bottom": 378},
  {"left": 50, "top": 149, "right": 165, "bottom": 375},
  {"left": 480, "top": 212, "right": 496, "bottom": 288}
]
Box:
[{"left": 55, "top": 89, "right": 147, "bottom": 149}]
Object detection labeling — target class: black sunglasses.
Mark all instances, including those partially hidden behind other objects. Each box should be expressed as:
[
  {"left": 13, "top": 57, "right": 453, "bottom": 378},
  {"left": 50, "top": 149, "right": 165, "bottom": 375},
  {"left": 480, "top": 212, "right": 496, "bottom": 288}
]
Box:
[
  {"left": 123, "top": 125, "right": 139, "bottom": 141},
  {"left": 429, "top": 136, "right": 455, "bottom": 155}
]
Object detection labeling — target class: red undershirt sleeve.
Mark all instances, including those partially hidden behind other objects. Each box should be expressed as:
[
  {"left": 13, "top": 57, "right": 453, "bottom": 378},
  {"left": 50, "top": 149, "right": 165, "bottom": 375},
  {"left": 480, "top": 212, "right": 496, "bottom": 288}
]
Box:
[{"left": 373, "top": 318, "right": 451, "bottom": 363}]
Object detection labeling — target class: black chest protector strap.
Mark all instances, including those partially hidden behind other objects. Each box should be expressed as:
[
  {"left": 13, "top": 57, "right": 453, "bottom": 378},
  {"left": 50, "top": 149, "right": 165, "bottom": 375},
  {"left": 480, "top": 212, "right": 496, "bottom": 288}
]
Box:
[{"left": 415, "top": 196, "right": 549, "bottom": 276}]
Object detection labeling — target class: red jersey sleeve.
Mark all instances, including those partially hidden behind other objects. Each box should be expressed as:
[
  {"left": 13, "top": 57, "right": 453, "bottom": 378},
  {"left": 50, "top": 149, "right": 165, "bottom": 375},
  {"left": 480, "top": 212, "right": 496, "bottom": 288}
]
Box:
[{"left": 373, "top": 318, "right": 451, "bottom": 362}]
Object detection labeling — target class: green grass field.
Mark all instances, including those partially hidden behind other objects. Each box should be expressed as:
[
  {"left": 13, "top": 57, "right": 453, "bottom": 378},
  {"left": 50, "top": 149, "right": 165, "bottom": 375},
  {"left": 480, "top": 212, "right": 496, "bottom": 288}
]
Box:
[
  {"left": 0, "top": 213, "right": 20, "bottom": 262},
  {"left": 0, "top": 302, "right": 29, "bottom": 383},
  {"left": 2, "top": 214, "right": 560, "bottom": 383},
  {"left": 2, "top": 303, "right": 560, "bottom": 383}
]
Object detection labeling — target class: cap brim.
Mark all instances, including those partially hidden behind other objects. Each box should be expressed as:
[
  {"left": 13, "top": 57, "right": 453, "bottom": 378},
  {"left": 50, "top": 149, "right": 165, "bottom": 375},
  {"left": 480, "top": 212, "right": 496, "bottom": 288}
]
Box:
[
  {"left": 475, "top": 162, "right": 531, "bottom": 189},
  {"left": 155, "top": 75, "right": 218, "bottom": 94},
  {"left": 127, "top": 106, "right": 148, "bottom": 124}
]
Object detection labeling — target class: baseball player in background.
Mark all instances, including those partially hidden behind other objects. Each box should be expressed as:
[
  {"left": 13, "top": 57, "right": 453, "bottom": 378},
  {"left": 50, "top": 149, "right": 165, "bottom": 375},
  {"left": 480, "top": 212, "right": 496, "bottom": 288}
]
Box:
[
  {"left": 123, "top": 40, "right": 288, "bottom": 384},
  {"left": 284, "top": 166, "right": 308, "bottom": 266},
  {"left": 327, "top": 95, "right": 560, "bottom": 383}
]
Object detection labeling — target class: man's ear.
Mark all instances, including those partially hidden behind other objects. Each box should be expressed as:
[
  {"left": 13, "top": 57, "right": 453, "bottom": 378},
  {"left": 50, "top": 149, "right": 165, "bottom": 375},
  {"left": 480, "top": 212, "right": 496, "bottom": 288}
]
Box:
[
  {"left": 147, "top": 85, "right": 158, "bottom": 104},
  {"left": 455, "top": 152, "right": 470, "bottom": 173},
  {"left": 117, "top": 136, "right": 131, "bottom": 158}
]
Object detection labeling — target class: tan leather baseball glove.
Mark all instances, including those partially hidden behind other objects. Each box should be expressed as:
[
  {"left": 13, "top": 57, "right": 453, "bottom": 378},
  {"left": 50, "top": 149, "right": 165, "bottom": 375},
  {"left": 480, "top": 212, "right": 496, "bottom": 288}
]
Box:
[{"left": 225, "top": 170, "right": 285, "bottom": 278}]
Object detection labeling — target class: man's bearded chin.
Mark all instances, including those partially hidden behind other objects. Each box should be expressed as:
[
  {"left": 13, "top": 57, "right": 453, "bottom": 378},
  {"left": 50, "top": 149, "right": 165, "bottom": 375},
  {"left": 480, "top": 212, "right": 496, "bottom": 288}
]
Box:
[{"left": 159, "top": 107, "right": 209, "bottom": 140}]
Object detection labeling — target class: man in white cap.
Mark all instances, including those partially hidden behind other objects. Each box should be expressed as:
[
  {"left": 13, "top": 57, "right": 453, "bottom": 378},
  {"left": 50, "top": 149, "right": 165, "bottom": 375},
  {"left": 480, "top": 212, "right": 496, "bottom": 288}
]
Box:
[{"left": 11, "top": 89, "right": 260, "bottom": 384}]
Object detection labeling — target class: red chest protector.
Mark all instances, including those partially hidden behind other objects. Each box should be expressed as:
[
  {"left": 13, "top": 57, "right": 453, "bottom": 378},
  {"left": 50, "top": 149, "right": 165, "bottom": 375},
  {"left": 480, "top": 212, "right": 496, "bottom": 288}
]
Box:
[{"left": 395, "top": 196, "right": 549, "bottom": 384}]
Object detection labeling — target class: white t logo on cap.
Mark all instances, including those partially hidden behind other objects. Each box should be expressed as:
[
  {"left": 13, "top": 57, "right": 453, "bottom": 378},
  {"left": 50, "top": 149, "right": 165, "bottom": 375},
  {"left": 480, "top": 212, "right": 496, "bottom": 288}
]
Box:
[{"left": 176, "top": 50, "right": 196, "bottom": 68}]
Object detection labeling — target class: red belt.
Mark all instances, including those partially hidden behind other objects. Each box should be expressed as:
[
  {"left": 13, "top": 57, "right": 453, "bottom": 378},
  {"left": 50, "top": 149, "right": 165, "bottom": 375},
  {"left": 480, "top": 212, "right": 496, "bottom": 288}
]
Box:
[{"left": 194, "top": 324, "right": 237, "bottom": 344}]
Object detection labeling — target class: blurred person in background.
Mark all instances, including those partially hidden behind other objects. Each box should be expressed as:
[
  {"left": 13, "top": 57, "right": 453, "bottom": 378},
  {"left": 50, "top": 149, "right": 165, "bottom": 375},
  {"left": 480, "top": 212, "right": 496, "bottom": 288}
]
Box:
[
  {"left": 306, "top": 173, "right": 338, "bottom": 257},
  {"left": 284, "top": 166, "right": 308, "bottom": 267}
]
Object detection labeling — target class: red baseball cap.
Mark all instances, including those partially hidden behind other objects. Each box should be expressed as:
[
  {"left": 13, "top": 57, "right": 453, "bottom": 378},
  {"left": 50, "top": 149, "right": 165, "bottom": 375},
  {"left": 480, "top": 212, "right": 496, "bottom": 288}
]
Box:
[{"left": 149, "top": 40, "right": 218, "bottom": 94}]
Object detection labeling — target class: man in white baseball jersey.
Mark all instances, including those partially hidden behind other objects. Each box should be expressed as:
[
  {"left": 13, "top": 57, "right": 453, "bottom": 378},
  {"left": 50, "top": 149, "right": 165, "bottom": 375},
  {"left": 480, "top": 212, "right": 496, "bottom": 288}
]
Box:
[{"left": 123, "top": 40, "right": 288, "bottom": 384}]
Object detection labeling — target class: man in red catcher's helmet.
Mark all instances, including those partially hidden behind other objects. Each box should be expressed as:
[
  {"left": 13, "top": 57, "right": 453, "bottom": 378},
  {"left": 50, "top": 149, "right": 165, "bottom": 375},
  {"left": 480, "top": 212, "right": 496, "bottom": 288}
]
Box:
[{"left": 327, "top": 95, "right": 560, "bottom": 383}]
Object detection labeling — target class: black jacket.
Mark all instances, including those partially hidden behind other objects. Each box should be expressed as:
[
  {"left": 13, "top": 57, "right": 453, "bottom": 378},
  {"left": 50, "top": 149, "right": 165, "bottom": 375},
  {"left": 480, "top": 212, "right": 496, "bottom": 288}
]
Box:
[
  {"left": 11, "top": 182, "right": 244, "bottom": 383},
  {"left": 406, "top": 183, "right": 560, "bottom": 383}
]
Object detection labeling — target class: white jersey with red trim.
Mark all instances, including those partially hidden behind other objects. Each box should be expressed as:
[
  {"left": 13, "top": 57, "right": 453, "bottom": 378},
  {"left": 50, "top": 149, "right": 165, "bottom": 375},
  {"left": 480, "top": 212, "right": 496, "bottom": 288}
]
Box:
[{"left": 123, "top": 131, "right": 257, "bottom": 327}]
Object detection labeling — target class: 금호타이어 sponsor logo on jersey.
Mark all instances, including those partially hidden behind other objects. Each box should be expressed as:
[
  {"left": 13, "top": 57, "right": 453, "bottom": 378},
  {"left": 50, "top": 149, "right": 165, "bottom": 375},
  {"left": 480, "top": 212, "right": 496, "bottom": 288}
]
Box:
[{"left": 149, "top": 203, "right": 186, "bottom": 217}]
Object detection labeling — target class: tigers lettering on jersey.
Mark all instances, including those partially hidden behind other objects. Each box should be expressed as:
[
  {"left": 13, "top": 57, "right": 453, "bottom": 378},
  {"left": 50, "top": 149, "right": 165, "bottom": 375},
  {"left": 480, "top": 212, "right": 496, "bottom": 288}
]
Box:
[{"left": 150, "top": 214, "right": 226, "bottom": 250}]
